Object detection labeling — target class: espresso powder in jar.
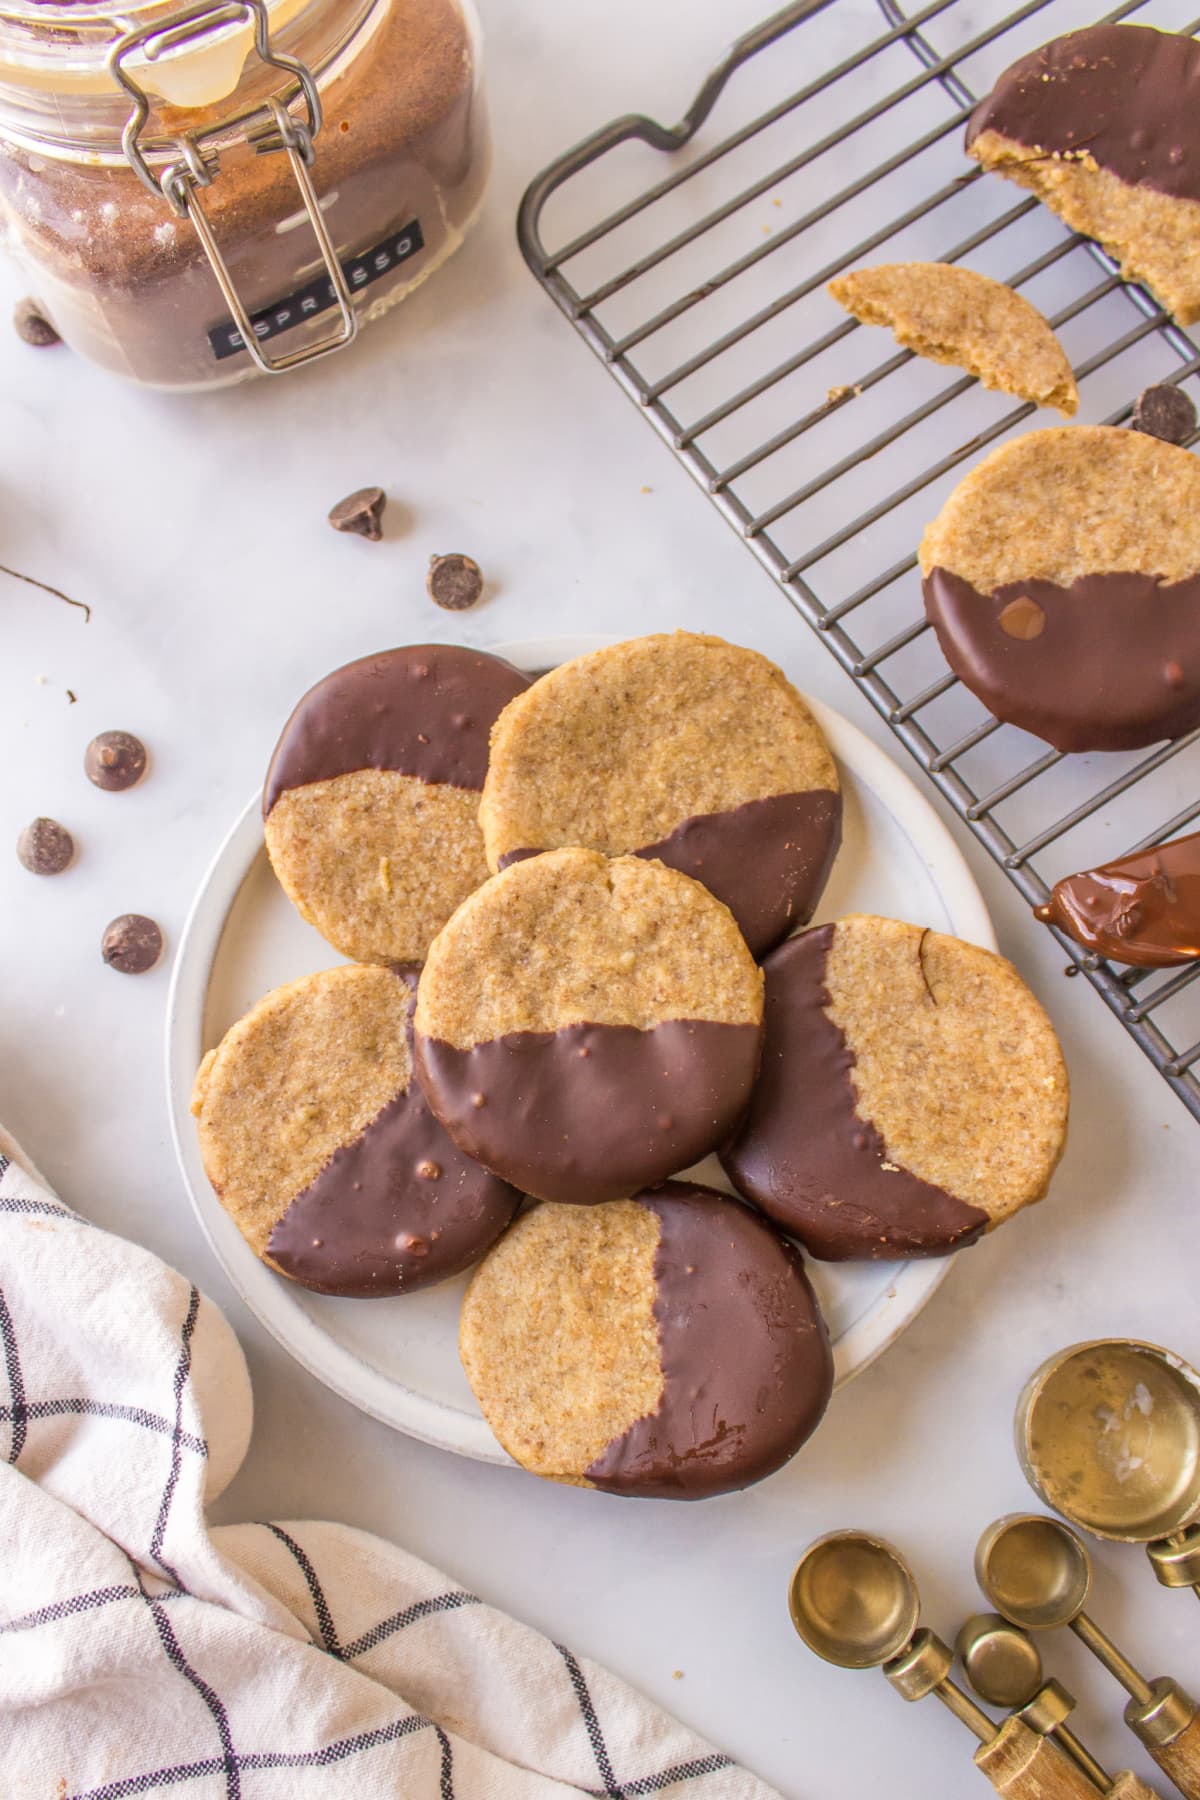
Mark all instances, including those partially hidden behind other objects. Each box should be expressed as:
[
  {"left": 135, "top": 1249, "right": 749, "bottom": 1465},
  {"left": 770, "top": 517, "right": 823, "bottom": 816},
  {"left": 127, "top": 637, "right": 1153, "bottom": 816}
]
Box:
[{"left": 0, "top": 0, "right": 489, "bottom": 387}]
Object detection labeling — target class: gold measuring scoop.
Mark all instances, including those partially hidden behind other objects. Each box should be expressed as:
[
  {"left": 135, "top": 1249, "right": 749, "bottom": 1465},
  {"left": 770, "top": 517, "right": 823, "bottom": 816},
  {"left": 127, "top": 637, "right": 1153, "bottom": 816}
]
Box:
[
  {"left": 789, "top": 1531, "right": 1105, "bottom": 1799},
  {"left": 957, "top": 1612, "right": 1162, "bottom": 1799},
  {"left": 977, "top": 1515, "right": 1200, "bottom": 1800},
  {"left": 1017, "top": 1341, "right": 1200, "bottom": 1598}
]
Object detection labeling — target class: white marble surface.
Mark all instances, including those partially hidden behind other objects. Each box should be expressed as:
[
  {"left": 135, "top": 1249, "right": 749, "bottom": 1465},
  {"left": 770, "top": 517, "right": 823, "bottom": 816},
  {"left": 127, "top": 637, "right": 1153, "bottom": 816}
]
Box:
[{"left": 2, "top": 2, "right": 1200, "bottom": 1796}]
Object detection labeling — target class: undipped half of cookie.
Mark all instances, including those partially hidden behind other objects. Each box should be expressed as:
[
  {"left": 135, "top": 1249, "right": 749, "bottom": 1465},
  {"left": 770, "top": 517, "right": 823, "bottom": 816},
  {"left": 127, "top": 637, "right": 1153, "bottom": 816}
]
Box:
[
  {"left": 721, "top": 916, "right": 1069, "bottom": 1260},
  {"left": 414, "top": 847, "right": 764, "bottom": 1204},
  {"left": 192, "top": 964, "right": 520, "bottom": 1296},
  {"left": 920, "top": 426, "right": 1200, "bottom": 752},
  {"left": 966, "top": 24, "right": 1200, "bottom": 327},
  {"left": 459, "top": 1183, "right": 833, "bottom": 1499},
  {"left": 263, "top": 644, "right": 529, "bottom": 964},
  {"left": 479, "top": 632, "right": 841, "bottom": 957}
]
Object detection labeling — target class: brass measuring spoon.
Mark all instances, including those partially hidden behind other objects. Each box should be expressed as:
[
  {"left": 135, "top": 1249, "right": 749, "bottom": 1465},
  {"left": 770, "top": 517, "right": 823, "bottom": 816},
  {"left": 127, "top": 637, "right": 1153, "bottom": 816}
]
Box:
[
  {"left": 977, "top": 1515, "right": 1200, "bottom": 1800},
  {"left": 789, "top": 1530, "right": 1105, "bottom": 1800},
  {"left": 1017, "top": 1341, "right": 1200, "bottom": 1598},
  {"left": 957, "top": 1612, "right": 1162, "bottom": 1799}
]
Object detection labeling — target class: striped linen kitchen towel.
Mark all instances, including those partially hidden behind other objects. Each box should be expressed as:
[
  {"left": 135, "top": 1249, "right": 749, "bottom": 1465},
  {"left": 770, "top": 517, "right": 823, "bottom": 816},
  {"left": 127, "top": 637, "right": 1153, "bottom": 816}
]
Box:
[{"left": 0, "top": 1127, "right": 781, "bottom": 1800}]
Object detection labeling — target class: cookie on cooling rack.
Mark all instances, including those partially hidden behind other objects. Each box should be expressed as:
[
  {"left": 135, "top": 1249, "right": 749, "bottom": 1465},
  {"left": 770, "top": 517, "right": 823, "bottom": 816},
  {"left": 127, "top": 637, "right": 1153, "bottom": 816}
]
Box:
[
  {"left": 459, "top": 1182, "right": 833, "bottom": 1499},
  {"left": 919, "top": 425, "right": 1200, "bottom": 752},
  {"left": 721, "top": 916, "right": 1068, "bottom": 1260},
  {"left": 478, "top": 632, "right": 841, "bottom": 957},
  {"left": 414, "top": 847, "right": 764, "bottom": 1205},
  {"left": 828, "top": 262, "right": 1077, "bottom": 415},
  {"left": 263, "top": 645, "right": 529, "bottom": 964},
  {"left": 966, "top": 24, "right": 1200, "bottom": 326},
  {"left": 191, "top": 964, "right": 519, "bottom": 1296}
]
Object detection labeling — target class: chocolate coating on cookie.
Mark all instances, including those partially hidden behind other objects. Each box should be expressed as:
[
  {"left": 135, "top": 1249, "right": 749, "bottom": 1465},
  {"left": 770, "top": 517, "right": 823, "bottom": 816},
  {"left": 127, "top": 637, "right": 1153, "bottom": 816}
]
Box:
[
  {"left": 503, "top": 790, "right": 844, "bottom": 960},
  {"left": 924, "top": 566, "right": 1200, "bottom": 753},
  {"left": 722, "top": 927, "right": 988, "bottom": 1260},
  {"left": 263, "top": 644, "right": 528, "bottom": 816},
  {"left": 194, "top": 965, "right": 518, "bottom": 1298},
  {"left": 267, "top": 972, "right": 519, "bottom": 1294},
  {"left": 1035, "top": 830, "right": 1200, "bottom": 968},
  {"left": 480, "top": 634, "right": 841, "bottom": 957},
  {"left": 586, "top": 1183, "right": 832, "bottom": 1498},
  {"left": 266, "top": 1084, "right": 517, "bottom": 1294},
  {"left": 966, "top": 26, "right": 1200, "bottom": 205},
  {"left": 417, "top": 1018, "right": 762, "bottom": 1206}
]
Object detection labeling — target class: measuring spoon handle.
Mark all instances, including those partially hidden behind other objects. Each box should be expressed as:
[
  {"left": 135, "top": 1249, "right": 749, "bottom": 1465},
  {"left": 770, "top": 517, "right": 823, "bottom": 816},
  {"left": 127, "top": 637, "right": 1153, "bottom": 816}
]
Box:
[
  {"left": 1145, "top": 1712, "right": 1200, "bottom": 1800},
  {"left": 1110, "top": 1773, "right": 1170, "bottom": 1800},
  {"left": 974, "top": 1717, "right": 1110, "bottom": 1800}
]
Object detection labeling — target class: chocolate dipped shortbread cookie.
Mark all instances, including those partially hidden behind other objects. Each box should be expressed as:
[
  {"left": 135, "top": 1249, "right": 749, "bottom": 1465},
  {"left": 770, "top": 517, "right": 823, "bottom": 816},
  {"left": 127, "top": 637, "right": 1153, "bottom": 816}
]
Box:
[
  {"left": 414, "top": 847, "right": 764, "bottom": 1204},
  {"left": 263, "top": 645, "right": 529, "bottom": 964},
  {"left": 479, "top": 633, "right": 841, "bottom": 957},
  {"left": 459, "top": 1183, "right": 833, "bottom": 1499},
  {"left": 721, "top": 916, "right": 1069, "bottom": 1260},
  {"left": 829, "top": 263, "right": 1077, "bottom": 414},
  {"left": 192, "top": 964, "right": 519, "bottom": 1296},
  {"left": 966, "top": 24, "right": 1200, "bottom": 326},
  {"left": 920, "top": 426, "right": 1200, "bottom": 752}
]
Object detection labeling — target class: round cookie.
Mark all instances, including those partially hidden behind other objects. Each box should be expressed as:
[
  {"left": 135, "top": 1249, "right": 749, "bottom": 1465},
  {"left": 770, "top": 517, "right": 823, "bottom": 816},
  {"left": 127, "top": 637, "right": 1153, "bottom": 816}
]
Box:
[
  {"left": 459, "top": 1182, "right": 833, "bottom": 1499},
  {"left": 919, "top": 427, "right": 1200, "bottom": 752},
  {"left": 967, "top": 25, "right": 1200, "bottom": 328},
  {"left": 263, "top": 645, "right": 529, "bottom": 964},
  {"left": 191, "top": 963, "right": 519, "bottom": 1297},
  {"left": 414, "top": 847, "right": 764, "bottom": 1204},
  {"left": 721, "top": 916, "right": 1068, "bottom": 1260},
  {"left": 828, "top": 263, "right": 1077, "bottom": 415},
  {"left": 479, "top": 632, "right": 841, "bottom": 957}
]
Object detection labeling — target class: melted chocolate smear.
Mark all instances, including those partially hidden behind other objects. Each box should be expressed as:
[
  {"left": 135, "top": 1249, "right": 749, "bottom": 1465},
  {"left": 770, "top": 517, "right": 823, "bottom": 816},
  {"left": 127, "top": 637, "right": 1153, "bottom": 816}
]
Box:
[
  {"left": 721, "top": 926, "right": 987, "bottom": 1261},
  {"left": 263, "top": 644, "right": 529, "bottom": 817},
  {"left": 966, "top": 24, "right": 1200, "bottom": 204},
  {"left": 1035, "top": 828, "right": 1200, "bottom": 968},
  {"left": 497, "top": 790, "right": 843, "bottom": 958},
  {"left": 415, "top": 1018, "right": 763, "bottom": 1206},
  {"left": 585, "top": 1182, "right": 833, "bottom": 1500},
  {"left": 924, "top": 566, "right": 1200, "bottom": 753},
  {"left": 267, "top": 968, "right": 519, "bottom": 1296}
]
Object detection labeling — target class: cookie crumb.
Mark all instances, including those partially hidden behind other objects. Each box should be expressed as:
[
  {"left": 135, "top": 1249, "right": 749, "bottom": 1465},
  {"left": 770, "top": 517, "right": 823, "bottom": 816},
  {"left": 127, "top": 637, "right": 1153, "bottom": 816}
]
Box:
[{"left": 672, "top": 1669, "right": 684, "bottom": 1680}]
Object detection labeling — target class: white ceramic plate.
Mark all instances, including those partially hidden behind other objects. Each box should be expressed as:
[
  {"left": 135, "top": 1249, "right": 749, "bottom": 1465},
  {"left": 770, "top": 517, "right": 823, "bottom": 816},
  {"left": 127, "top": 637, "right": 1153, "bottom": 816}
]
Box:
[{"left": 166, "top": 635, "right": 996, "bottom": 1467}]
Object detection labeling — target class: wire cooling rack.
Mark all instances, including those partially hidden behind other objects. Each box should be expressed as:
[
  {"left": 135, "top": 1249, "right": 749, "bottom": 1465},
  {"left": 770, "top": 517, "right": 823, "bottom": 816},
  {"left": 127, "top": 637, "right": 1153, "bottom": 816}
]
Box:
[{"left": 518, "top": 0, "right": 1200, "bottom": 1121}]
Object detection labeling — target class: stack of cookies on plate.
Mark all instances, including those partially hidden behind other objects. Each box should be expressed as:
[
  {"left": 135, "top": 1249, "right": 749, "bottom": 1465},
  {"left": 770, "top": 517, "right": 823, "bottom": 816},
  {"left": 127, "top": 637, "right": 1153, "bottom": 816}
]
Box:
[{"left": 193, "top": 632, "right": 1069, "bottom": 1499}]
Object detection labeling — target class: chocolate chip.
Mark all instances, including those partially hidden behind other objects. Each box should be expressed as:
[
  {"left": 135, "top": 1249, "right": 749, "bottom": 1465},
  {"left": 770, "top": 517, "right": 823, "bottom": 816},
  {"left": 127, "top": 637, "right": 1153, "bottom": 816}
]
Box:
[
  {"left": 101, "top": 913, "right": 163, "bottom": 974},
  {"left": 1132, "top": 384, "right": 1197, "bottom": 444},
  {"left": 427, "top": 552, "right": 483, "bottom": 610},
  {"left": 998, "top": 595, "right": 1046, "bottom": 640},
  {"left": 328, "top": 486, "right": 386, "bottom": 540},
  {"left": 85, "top": 730, "right": 146, "bottom": 791},
  {"left": 14, "top": 298, "right": 60, "bottom": 348},
  {"left": 17, "top": 817, "right": 74, "bottom": 875}
]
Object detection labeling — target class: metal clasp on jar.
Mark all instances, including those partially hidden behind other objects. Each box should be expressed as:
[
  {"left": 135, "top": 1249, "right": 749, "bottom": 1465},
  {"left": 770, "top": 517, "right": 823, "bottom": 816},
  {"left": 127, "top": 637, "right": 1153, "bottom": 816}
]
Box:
[{"left": 109, "top": 0, "right": 357, "bottom": 374}]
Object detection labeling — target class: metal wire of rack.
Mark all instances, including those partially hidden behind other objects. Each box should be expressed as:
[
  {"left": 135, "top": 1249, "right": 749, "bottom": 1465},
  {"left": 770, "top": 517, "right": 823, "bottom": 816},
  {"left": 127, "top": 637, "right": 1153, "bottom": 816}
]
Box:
[{"left": 518, "top": 0, "right": 1200, "bottom": 1122}]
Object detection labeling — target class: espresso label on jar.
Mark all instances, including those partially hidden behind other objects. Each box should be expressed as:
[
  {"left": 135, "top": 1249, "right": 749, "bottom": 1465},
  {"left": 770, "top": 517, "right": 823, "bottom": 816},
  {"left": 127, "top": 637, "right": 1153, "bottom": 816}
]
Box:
[{"left": 208, "top": 218, "right": 425, "bottom": 361}]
